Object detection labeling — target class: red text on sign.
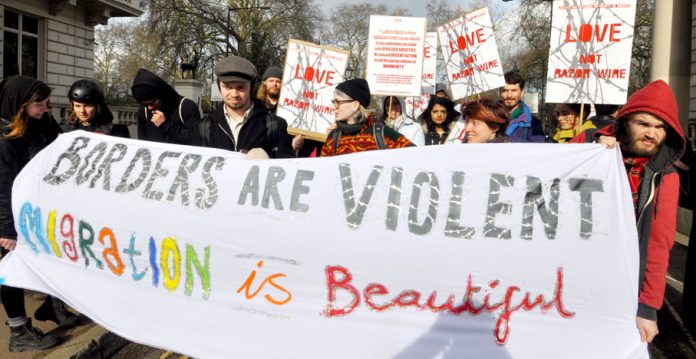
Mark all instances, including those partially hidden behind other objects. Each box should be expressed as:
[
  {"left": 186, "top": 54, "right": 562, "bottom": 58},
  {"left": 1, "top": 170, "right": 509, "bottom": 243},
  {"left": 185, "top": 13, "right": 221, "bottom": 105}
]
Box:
[
  {"left": 448, "top": 28, "right": 486, "bottom": 53},
  {"left": 294, "top": 65, "right": 336, "bottom": 86},
  {"left": 565, "top": 23, "right": 621, "bottom": 43}
]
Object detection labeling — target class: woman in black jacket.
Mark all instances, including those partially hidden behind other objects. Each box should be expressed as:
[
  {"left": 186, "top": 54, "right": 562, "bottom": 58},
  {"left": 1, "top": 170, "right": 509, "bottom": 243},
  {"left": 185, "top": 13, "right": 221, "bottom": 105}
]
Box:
[
  {"left": 66, "top": 79, "right": 121, "bottom": 136},
  {"left": 0, "top": 75, "right": 78, "bottom": 352}
]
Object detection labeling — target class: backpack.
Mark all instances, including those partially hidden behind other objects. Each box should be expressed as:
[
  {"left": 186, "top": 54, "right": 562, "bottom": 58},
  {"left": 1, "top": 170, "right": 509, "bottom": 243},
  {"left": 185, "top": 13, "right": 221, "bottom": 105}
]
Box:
[{"left": 332, "top": 121, "right": 386, "bottom": 154}]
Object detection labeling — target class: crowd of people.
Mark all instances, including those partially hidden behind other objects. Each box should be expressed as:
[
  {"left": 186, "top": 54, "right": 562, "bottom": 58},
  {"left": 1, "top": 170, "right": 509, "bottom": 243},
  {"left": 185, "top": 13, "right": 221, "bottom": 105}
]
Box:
[{"left": 0, "top": 52, "right": 691, "bottom": 352}]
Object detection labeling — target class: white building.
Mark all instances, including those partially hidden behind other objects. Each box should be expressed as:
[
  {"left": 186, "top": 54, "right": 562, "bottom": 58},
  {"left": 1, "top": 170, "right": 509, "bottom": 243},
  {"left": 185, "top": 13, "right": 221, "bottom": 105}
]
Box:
[{"left": 0, "top": 0, "right": 142, "bottom": 124}]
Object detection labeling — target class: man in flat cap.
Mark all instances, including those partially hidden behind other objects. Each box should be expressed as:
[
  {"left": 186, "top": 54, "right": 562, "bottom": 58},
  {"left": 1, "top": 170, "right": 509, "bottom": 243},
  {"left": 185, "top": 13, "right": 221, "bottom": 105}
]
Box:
[{"left": 197, "top": 56, "right": 294, "bottom": 158}]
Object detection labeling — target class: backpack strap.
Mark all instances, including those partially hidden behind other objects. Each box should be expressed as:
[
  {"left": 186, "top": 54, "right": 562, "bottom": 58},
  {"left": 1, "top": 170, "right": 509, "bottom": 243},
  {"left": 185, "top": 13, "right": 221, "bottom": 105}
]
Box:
[
  {"left": 332, "top": 129, "right": 341, "bottom": 155},
  {"left": 198, "top": 117, "right": 211, "bottom": 147},
  {"left": 373, "top": 121, "right": 386, "bottom": 150},
  {"left": 178, "top": 97, "right": 186, "bottom": 124},
  {"left": 266, "top": 113, "right": 280, "bottom": 157}
]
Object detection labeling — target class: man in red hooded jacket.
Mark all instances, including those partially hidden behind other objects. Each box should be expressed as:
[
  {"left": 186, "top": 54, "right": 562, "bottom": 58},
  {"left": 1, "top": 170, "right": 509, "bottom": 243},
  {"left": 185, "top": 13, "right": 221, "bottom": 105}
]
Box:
[{"left": 571, "top": 80, "right": 685, "bottom": 343}]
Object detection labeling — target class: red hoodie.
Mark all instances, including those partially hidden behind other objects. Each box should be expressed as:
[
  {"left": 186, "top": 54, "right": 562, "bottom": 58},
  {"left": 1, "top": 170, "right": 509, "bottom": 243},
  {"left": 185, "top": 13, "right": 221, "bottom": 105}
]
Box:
[{"left": 572, "top": 80, "right": 685, "bottom": 320}]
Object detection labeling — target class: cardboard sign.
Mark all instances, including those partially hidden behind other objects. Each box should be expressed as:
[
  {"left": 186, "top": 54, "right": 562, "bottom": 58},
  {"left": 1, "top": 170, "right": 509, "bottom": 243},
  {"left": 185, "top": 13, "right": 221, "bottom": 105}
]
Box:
[
  {"left": 421, "top": 32, "right": 438, "bottom": 95},
  {"left": 0, "top": 131, "right": 649, "bottom": 359},
  {"left": 276, "top": 39, "right": 349, "bottom": 142},
  {"left": 545, "top": 0, "right": 637, "bottom": 104},
  {"left": 438, "top": 8, "right": 505, "bottom": 100},
  {"left": 366, "top": 15, "right": 427, "bottom": 97}
]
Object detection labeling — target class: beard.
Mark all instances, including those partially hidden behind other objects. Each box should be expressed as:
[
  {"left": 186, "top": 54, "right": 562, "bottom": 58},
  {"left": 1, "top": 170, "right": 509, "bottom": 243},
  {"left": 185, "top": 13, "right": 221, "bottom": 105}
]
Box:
[
  {"left": 267, "top": 86, "right": 280, "bottom": 100},
  {"left": 621, "top": 133, "right": 663, "bottom": 157}
]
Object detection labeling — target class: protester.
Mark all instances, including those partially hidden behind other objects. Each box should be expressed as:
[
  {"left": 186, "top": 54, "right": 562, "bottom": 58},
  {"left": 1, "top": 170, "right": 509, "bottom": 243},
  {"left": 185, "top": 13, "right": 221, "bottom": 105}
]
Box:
[
  {"left": 0, "top": 76, "right": 78, "bottom": 352},
  {"left": 321, "top": 79, "right": 412, "bottom": 156},
  {"left": 257, "top": 66, "right": 283, "bottom": 112},
  {"left": 500, "top": 71, "right": 545, "bottom": 142},
  {"left": 418, "top": 96, "right": 464, "bottom": 145},
  {"left": 196, "top": 55, "right": 294, "bottom": 158},
  {"left": 131, "top": 68, "right": 200, "bottom": 145},
  {"left": 571, "top": 80, "right": 685, "bottom": 343},
  {"left": 462, "top": 99, "right": 509, "bottom": 143},
  {"left": 589, "top": 104, "right": 619, "bottom": 129},
  {"left": 380, "top": 96, "right": 424, "bottom": 146},
  {"left": 66, "top": 79, "right": 118, "bottom": 135},
  {"left": 435, "top": 83, "right": 449, "bottom": 99},
  {"left": 551, "top": 103, "right": 591, "bottom": 143}
]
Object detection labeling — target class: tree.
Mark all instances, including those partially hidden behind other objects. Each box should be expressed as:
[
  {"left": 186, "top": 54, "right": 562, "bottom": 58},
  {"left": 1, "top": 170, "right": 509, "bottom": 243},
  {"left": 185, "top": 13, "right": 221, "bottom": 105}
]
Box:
[
  {"left": 321, "top": 3, "right": 387, "bottom": 79},
  {"left": 95, "top": 0, "right": 322, "bottom": 104}
]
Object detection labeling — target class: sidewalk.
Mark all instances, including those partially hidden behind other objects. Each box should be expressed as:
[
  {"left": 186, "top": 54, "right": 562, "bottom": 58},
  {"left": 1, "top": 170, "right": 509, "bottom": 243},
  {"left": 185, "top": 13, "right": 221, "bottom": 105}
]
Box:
[{"left": 0, "top": 292, "right": 127, "bottom": 359}]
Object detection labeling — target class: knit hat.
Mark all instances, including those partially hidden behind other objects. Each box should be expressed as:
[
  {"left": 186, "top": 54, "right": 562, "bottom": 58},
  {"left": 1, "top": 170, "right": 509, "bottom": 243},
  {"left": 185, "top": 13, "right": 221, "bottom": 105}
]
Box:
[
  {"left": 262, "top": 66, "right": 283, "bottom": 81},
  {"left": 336, "top": 79, "right": 371, "bottom": 107},
  {"left": 131, "top": 84, "right": 158, "bottom": 102}
]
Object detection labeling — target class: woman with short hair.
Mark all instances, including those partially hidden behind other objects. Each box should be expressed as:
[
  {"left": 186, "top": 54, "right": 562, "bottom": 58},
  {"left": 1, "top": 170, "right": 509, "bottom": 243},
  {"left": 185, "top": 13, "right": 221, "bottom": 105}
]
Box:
[{"left": 462, "top": 99, "right": 510, "bottom": 143}]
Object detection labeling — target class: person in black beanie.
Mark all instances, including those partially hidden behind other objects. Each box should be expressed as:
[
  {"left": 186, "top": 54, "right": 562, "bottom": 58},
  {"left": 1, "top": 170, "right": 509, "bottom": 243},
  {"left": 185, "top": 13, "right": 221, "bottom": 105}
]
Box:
[
  {"left": 257, "top": 66, "right": 283, "bottom": 112},
  {"left": 131, "top": 68, "right": 201, "bottom": 145},
  {"left": 321, "top": 78, "right": 412, "bottom": 156}
]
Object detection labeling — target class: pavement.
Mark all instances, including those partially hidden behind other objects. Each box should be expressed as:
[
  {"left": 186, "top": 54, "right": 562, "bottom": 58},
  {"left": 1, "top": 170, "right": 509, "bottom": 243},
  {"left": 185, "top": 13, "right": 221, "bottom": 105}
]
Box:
[
  {"left": 0, "top": 292, "right": 128, "bottom": 359},
  {"left": 0, "top": 217, "right": 695, "bottom": 358}
]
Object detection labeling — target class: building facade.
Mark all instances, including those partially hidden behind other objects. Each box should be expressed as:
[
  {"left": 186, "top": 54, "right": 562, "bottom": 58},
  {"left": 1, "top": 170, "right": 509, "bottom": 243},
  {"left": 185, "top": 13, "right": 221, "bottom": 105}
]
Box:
[{"left": 0, "top": 0, "right": 141, "bottom": 125}]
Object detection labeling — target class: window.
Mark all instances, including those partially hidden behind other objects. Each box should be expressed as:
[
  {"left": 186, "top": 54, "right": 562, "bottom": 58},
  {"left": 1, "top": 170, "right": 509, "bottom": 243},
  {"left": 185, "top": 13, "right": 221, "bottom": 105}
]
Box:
[{"left": 3, "top": 9, "right": 39, "bottom": 78}]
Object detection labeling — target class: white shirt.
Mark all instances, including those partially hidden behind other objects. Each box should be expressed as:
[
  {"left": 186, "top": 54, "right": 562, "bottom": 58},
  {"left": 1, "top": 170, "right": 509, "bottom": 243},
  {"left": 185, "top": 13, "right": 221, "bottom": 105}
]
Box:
[{"left": 224, "top": 103, "right": 254, "bottom": 144}]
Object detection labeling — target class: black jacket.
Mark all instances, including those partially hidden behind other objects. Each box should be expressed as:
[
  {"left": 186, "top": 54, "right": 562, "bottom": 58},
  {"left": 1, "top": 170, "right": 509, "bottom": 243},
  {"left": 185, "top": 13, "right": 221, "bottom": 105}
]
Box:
[
  {"left": 197, "top": 99, "right": 294, "bottom": 158},
  {"left": 66, "top": 103, "right": 119, "bottom": 135},
  {"left": 0, "top": 77, "right": 62, "bottom": 239},
  {"left": 133, "top": 69, "right": 200, "bottom": 145}
]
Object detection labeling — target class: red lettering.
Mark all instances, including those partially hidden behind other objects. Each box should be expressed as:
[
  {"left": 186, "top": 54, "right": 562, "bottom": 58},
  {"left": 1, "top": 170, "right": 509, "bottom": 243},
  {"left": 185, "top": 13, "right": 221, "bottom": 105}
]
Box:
[
  {"left": 364, "top": 283, "right": 393, "bottom": 311},
  {"left": 565, "top": 23, "right": 623, "bottom": 43},
  {"left": 610, "top": 23, "right": 621, "bottom": 42},
  {"left": 323, "top": 265, "right": 575, "bottom": 345},
  {"left": 323, "top": 265, "right": 360, "bottom": 317},
  {"left": 60, "top": 214, "right": 78, "bottom": 261}
]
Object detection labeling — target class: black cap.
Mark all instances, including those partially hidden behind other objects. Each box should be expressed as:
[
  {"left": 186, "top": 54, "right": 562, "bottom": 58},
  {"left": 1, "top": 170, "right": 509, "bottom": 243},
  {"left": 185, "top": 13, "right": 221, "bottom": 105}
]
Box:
[
  {"left": 336, "top": 79, "right": 371, "bottom": 107},
  {"left": 215, "top": 55, "right": 257, "bottom": 83},
  {"left": 262, "top": 66, "right": 283, "bottom": 81}
]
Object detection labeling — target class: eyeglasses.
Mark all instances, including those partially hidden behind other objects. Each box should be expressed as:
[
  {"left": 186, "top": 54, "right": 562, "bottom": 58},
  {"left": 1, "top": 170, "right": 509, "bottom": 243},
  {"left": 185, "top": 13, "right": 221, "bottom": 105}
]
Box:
[{"left": 331, "top": 99, "right": 355, "bottom": 107}]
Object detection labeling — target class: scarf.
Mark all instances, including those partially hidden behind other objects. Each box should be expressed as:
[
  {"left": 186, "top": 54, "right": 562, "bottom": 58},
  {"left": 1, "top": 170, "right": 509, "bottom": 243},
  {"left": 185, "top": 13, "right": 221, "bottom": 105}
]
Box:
[{"left": 624, "top": 157, "right": 649, "bottom": 212}]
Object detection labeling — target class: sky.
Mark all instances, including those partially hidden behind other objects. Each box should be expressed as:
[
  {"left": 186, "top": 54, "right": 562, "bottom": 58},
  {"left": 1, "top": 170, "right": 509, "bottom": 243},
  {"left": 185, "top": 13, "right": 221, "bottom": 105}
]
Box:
[{"left": 319, "top": 0, "right": 516, "bottom": 18}]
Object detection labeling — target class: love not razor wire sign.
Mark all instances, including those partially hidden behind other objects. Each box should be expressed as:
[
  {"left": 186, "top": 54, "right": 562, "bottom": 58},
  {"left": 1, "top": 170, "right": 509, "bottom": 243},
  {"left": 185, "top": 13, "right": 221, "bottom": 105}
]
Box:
[
  {"left": 545, "top": 0, "right": 637, "bottom": 104},
  {"left": 0, "top": 131, "right": 648, "bottom": 359}
]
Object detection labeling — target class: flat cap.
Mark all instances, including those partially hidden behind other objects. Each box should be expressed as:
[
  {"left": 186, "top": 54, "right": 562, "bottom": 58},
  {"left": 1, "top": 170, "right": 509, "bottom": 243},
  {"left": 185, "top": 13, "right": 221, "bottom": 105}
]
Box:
[{"left": 215, "top": 55, "right": 257, "bottom": 83}]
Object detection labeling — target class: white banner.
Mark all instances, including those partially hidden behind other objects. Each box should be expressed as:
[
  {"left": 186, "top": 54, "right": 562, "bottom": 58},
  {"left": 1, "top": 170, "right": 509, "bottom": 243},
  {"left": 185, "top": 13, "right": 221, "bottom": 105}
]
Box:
[
  {"left": 438, "top": 7, "right": 505, "bottom": 100},
  {"left": 0, "top": 131, "right": 648, "bottom": 359},
  {"left": 366, "top": 15, "right": 427, "bottom": 97},
  {"left": 421, "top": 32, "right": 438, "bottom": 95},
  {"left": 545, "top": 0, "right": 637, "bottom": 104},
  {"left": 277, "top": 39, "right": 349, "bottom": 141}
]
